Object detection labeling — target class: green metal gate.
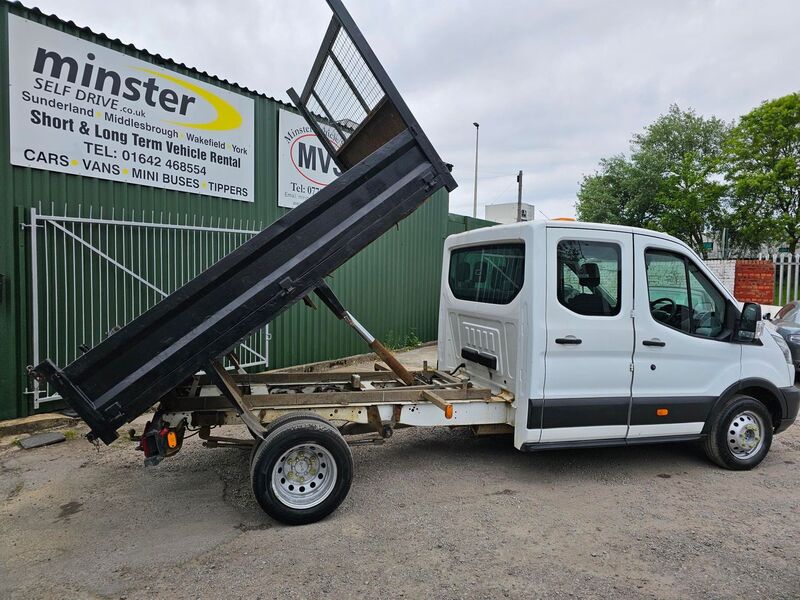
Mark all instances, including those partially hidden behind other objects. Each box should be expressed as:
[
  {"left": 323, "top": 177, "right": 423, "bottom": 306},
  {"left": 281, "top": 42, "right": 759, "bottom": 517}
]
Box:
[{"left": 24, "top": 203, "right": 271, "bottom": 408}]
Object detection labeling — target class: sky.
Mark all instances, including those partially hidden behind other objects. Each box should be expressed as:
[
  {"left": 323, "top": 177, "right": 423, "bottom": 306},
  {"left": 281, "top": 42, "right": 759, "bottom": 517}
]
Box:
[{"left": 25, "top": 0, "right": 800, "bottom": 219}]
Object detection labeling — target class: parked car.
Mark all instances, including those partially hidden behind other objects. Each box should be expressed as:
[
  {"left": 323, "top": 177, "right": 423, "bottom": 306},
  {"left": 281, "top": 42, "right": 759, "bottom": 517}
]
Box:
[{"left": 769, "top": 301, "right": 800, "bottom": 373}]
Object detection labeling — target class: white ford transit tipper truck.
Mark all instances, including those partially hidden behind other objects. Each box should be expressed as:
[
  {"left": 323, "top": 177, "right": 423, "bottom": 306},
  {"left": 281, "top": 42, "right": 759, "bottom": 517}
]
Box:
[
  {"left": 438, "top": 220, "right": 798, "bottom": 469},
  {"left": 40, "top": 0, "right": 797, "bottom": 526},
  {"left": 51, "top": 219, "right": 800, "bottom": 525}
]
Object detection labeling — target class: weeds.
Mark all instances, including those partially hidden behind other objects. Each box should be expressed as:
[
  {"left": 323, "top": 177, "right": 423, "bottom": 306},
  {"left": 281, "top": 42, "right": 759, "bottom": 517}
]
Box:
[{"left": 383, "top": 329, "right": 422, "bottom": 350}]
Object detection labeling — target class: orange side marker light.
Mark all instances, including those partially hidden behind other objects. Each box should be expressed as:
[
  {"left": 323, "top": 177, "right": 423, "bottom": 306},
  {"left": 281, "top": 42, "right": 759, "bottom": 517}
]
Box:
[
  {"left": 444, "top": 405, "right": 454, "bottom": 420},
  {"left": 167, "top": 430, "right": 178, "bottom": 448},
  {"left": 656, "top": 408, "right": 669, "bottom": 417}
]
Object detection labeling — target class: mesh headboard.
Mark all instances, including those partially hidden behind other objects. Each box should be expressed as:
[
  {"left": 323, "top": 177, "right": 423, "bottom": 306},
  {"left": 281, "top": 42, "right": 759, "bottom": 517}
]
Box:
[
  {"left": 287, "top": 0, "right": 447, "bottom": 175},
  {"left": 304, "top": 23, "right": 385, "bottom": 147}
]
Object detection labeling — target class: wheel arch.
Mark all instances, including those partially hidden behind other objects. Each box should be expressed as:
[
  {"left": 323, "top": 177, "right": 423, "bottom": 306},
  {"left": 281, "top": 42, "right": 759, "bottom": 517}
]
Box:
[{"left": 703, "top": 378, "right": 784, "bottom": 434}]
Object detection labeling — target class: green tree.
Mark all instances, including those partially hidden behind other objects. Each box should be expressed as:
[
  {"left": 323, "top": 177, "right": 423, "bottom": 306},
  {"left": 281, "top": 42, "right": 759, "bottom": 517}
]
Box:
[
  {"left": 724, "top": 93, "right": 800, "bottom": 253},
  {"left": 576, "top": 105, "right": 729, "bottom": 257},
  {"left": 576, "top": 155, "right": 661, "bottom": 227},
  {"left": 633, "top": 105, "right": 729, "bottom": 257}
]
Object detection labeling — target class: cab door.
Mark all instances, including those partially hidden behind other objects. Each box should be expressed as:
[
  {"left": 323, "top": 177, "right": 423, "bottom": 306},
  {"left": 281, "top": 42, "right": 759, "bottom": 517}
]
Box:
[
  {"left": 541, "top": 227, "right": 634, "bottom": 442},
  {"left": 628, "top": 234, "right": 741, "bottom": 439}
]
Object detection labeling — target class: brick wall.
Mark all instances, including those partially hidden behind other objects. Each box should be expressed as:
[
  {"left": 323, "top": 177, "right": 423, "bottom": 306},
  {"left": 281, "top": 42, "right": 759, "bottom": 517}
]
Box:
[
  {"left": 733, "top": 260, "right": 774, "bottom": 304},
  {"left": 704, "top": 259, "right": 736, "bottom": 296}
]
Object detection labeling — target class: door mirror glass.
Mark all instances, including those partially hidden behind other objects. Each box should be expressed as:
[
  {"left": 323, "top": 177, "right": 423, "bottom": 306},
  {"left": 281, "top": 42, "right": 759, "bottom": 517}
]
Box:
[{"left": 735, "top": 302, "right": 762, "bottom": 342}]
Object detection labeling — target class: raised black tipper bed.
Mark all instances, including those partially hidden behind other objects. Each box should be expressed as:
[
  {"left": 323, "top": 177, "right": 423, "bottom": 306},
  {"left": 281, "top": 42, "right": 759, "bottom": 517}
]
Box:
[{"left": 31, "top": 0, "right": 457, "bottom": 446}]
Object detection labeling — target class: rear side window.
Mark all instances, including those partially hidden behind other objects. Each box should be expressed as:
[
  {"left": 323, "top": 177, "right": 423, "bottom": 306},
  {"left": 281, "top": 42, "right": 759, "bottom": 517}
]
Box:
[
  {"left": 448, "top": 243, "right": 525, "bottom": 304},
  {"left": 557, "top": 240, "right": 621, "bottom": 316}
]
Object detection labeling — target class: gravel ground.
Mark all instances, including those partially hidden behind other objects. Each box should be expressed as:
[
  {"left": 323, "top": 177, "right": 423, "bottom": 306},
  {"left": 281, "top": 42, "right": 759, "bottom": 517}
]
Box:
[{"left": 1, "top": 351, "right": 798, "bottom": 599}]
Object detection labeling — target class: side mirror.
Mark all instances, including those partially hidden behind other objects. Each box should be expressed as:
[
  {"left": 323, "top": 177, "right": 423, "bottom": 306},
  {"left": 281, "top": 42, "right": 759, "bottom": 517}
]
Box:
[
  {"left": 734, "top": 302, "right": 762, "bottom": 342},
  {"left": 764, "top": 312, "right": 772, "bottom": 321}
]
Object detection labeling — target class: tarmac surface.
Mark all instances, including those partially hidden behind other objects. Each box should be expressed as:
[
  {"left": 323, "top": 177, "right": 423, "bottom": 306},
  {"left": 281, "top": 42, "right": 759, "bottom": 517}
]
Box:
[{"left": 1, "top": 346, "right": 798, "bottom": 599}]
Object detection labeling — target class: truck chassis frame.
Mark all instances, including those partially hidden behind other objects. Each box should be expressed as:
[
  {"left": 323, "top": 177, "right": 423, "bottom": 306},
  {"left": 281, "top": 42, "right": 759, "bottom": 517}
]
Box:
[{"left": 155, "top": 366, "right": 512, "bottom": 447}]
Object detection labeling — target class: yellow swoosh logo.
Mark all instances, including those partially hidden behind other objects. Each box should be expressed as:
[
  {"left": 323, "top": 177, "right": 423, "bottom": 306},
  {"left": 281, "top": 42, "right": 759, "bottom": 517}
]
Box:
[{"left": 135, "top": 67, "right": 242, "bottom": 131}]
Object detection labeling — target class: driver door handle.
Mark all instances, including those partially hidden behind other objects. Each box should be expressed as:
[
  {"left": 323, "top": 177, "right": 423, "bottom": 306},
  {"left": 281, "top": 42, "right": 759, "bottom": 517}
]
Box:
[
  {"left": 643, "top": 339, "right": 666, "bottom": 347},
  {"left": 555, "top": 336, "right": 582, "bottom": 345}
]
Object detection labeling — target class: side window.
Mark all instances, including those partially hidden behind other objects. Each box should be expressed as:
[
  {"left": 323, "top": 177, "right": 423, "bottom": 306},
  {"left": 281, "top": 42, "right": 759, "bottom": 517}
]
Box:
[
  {"left": 687, "top": 262, "right": 726, "bottom": 337},
  {"left": 645, "top": 250, "right": 727, "bottom": 338},
  {"left": 557, "top": 240, "right": 621, "bottom": 316},
  {"left": 645, "top": 252, "right": 691, "bottom": 334},
  {"left": 448, "top": 243, "right": 525, "bottom": 304}
]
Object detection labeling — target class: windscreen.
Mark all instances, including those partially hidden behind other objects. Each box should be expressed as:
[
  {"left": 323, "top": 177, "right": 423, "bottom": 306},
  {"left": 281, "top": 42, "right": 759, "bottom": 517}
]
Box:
[{"left": 448, "top": 243, "right": 525, "bottom": 304}]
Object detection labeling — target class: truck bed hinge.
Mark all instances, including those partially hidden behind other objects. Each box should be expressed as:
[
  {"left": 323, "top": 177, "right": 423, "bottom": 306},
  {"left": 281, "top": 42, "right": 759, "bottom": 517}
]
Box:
[{"left": 629, "top": 363, "right": 634, "bottom": 372}]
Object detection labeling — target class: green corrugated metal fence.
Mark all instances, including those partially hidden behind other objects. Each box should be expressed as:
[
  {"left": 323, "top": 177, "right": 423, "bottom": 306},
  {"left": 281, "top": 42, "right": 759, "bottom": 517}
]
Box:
[
  {"left": 447, "top": 214, "right": 497, "bottom": 237},
  {"left": 0, "top": 2, "right": 453, "bottom": 419}
]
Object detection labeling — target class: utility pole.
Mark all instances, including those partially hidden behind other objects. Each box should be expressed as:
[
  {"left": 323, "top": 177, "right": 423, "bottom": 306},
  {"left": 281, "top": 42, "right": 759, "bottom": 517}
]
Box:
[
  {"left": 516, "top": 170, "right": 523, "bottom": 222},
  {"left": 472, "top": 122, "right": 479, "bottom": 218}
]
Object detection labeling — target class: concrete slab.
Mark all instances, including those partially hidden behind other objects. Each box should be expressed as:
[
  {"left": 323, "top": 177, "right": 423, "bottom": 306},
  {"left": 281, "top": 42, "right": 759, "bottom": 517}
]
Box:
[
  {"left": 18, "top": 431, "right": 66, "bottom": 449},
  {"left": 0, "top": 413, "right": 78, "bottom": 437}
]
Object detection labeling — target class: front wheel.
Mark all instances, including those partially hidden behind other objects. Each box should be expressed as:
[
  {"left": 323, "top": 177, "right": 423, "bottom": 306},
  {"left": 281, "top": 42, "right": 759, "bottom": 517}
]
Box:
[
  {"left": 250, "top": 416, "right": 353, "bottom": 525},
  {"left": 704, "top": 395, "right": 773, "bottom": 470}
]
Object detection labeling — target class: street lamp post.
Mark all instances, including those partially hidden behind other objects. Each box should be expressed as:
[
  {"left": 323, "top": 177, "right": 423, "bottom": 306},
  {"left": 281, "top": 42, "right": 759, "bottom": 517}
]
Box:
[{"left": 472, "top": 122, "right": 479, "bottom": 218}]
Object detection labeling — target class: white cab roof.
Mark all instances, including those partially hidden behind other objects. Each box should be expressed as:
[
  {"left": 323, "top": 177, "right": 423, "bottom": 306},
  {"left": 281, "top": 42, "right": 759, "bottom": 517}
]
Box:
[{"left": 447, "top": 220, "right": 689, "bottom": 251}]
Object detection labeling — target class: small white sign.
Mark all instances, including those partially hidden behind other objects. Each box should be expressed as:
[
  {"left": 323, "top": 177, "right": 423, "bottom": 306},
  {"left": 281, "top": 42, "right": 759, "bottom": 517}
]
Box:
[
  {"left": 278, "top": 108, "right": 341, "bottom": 209},
  {"left": 7, "top": 14, "right": 255, "bottom": 202}
]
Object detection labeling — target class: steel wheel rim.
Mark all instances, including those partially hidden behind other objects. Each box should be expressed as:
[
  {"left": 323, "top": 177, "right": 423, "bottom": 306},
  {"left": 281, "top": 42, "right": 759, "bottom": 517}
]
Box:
[
  {"left": 726, "top": 410, "right": 765, "bottom": 459},
  {"left": 271, "top": 442, "right": 337, "bottom": 509}
]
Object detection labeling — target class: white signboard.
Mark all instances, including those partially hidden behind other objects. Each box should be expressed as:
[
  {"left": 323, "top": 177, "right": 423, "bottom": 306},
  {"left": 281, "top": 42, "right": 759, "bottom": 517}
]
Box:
[
  {"left": 7, "top": 14, "right": 254, "bottom": 202},
  {"left": 278, "top": 108, "right": 341, "bottom": 209}
]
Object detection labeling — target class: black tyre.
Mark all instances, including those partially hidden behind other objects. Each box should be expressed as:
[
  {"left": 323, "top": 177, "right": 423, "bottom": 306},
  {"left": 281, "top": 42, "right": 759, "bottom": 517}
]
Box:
[
  {"left": 704, "top": 394, "right": 773, "bottom": 470},
  {"left": 249, "top": 411, "right": 323, "bottom": 462},
  {"left": 250, "top": 416, "right": 353, "bottom": 525}
]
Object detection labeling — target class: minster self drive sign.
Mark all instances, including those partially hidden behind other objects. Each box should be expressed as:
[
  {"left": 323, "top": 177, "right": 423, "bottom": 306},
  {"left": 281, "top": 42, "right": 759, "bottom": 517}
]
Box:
[{"left": 7, "top": 14, "right": 255, "bottom": 201}]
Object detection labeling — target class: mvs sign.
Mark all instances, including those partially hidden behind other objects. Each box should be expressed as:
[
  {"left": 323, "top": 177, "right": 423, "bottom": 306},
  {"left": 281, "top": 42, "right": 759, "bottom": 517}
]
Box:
[{"left": 278, "top": 108, "right": 340, "bottom": 209}]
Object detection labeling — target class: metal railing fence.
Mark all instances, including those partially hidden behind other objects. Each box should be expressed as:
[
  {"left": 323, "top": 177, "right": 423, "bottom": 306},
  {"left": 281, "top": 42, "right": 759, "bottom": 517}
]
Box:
[
  {"left": 760, "top": 252, "right": 800, "bottom": 306},
  {"left": 26, "top": 203, "right": 269, "bottom": 407}
]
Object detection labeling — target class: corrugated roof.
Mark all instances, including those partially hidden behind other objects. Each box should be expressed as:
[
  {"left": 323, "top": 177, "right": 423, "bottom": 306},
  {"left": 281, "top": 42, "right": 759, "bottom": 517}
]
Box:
[{"left": 4, "top": 0, "right": 296, "bottom": 108}]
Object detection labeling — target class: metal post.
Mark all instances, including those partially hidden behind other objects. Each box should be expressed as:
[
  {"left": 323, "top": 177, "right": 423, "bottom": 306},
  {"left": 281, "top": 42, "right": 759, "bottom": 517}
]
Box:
[
  {"left": 473, "top": 122, "right": 480, "bottom": 218},
  {"left": 516, "top": 170, "right": 523, "bottom": 222},
  {"left": 29, "top": 208, "right": 40, "bottom": 408}
]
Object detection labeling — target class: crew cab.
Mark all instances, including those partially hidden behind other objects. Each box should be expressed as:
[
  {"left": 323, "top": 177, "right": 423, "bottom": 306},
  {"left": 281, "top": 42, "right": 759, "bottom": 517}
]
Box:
[{"left": 438, "top": 220, "right": 799, "bottom": 469}]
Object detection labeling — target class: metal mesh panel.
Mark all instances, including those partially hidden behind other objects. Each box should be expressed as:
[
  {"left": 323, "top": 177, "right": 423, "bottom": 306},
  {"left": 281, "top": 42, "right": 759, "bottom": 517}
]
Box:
[
  {"left": 303, "top": 24, "right": 386, "bottom": 145},
  {"left": 330, "top": 28, "right": 383, "bottom": 110}
]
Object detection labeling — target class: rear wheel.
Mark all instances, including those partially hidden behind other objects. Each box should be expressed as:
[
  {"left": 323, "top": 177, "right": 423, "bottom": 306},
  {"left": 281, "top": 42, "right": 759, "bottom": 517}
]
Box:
[
  {"left": 249, "top": 411, "right": 322, "bottom": 463},
  {"left": 250, "top": 416, "right": 353, "bottom": 525},
  {"left": 704, "top": 395, "right": 773, "bottom": 470}
]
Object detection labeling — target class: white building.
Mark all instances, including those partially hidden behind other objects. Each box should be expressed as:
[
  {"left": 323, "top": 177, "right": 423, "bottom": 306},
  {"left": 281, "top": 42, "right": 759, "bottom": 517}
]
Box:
[{"left": 485, "top": 202, "right": 535, "bottom": 224}]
